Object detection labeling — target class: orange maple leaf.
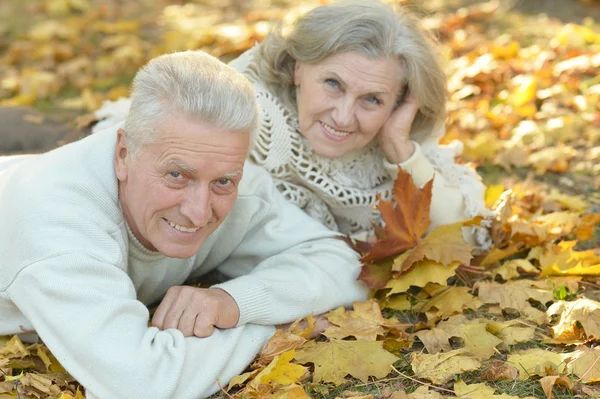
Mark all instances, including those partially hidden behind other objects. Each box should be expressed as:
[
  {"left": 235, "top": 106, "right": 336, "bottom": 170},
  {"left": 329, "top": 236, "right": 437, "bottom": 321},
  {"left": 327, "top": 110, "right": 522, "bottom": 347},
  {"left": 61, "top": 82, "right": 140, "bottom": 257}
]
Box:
[{"left": 361, "top": 169, "right": 433, "bottom": 263}]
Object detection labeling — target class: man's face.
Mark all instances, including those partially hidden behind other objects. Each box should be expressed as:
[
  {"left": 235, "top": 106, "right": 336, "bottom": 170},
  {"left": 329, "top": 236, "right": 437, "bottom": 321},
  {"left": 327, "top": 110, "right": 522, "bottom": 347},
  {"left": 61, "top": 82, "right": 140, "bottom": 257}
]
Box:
[{"left": 115, "top": 114, "right": 249, "bottom": 259}]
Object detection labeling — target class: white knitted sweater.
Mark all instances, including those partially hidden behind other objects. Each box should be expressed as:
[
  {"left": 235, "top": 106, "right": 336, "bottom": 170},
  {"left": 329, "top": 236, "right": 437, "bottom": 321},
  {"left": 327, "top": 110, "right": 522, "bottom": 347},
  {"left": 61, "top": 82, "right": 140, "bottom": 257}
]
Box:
[{"left": 94, "top": 47, "right": 492, "bottom": 245}]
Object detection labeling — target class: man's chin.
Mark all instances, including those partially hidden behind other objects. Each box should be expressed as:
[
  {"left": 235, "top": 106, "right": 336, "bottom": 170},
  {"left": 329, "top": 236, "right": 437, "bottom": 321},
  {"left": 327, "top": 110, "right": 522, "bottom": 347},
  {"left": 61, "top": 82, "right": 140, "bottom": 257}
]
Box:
[{"left": 155, "top": 241, "right": 205, "bottom": 259}]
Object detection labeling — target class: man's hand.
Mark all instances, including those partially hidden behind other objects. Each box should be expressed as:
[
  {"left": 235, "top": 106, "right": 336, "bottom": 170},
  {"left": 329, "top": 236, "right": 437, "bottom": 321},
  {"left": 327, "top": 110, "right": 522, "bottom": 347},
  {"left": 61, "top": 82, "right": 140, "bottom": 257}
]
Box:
[
  {"left": 151, "top": 286, "right": 240, "bottom": 338},
  {"left": 378, "top": 91, "right": 418, "bottom": 164}
]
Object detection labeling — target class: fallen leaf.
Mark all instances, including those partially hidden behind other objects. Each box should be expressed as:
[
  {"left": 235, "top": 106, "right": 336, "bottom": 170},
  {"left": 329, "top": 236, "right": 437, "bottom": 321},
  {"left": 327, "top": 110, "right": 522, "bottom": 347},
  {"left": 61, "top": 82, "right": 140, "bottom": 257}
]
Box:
[
  {"left": 361, "top": 170, "right": 433, "bottom": 263},
  {"left": 386, "top": 260, "right": 460, "bottom": 295},
  {"left": 539, "top": 375, "right": 573, "bottom": 399},
  {"left": 294, "top": 340, "right": 398, "bottom": 385},
  {"left": 547, "top": 298, "right": 600, "bottom": 343},
  {"left": 507, "top": 349, "right": 569, "bottom": 379},
  {"left": 411, "top": 349, "right": 481, "bottom": 384}
]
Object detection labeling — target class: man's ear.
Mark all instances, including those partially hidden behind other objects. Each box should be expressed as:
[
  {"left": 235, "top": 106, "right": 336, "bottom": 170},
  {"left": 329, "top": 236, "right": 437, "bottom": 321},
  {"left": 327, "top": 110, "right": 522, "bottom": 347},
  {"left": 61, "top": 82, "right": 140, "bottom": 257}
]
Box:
[{"left": 114, "top": 128, "right": 129, "bottom": 182}]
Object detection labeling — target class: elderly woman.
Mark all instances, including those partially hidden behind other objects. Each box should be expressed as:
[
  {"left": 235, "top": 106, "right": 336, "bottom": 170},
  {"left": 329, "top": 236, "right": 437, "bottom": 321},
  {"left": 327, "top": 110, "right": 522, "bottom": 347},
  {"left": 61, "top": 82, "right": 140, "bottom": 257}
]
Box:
[{"left": 94, "top": 0, "right": 490, "bottom": 244}]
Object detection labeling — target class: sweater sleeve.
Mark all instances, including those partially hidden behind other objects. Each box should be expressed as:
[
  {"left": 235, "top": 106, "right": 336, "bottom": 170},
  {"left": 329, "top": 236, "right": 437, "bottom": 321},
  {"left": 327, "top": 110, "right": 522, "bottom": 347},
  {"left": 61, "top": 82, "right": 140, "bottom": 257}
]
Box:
[
  {"left": 6, "top": 254, "right": 275, "bottom": 399},
  {"left": 212, "top": 182, "right": 370, "bottom": 327}
]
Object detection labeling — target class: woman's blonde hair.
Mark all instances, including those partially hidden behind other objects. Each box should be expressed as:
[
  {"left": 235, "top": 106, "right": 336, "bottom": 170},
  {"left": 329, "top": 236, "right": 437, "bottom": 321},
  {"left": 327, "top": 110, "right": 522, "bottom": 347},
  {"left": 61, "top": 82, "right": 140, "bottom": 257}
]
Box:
[{"left": 253, "top": 0, "right": 447, "bottom": 142}]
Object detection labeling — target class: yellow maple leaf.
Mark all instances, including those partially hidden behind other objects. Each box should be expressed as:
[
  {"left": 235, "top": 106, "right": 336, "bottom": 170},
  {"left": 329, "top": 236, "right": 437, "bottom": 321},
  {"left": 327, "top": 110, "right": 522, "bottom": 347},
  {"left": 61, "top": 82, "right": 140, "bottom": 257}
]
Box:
[
  {"left": 398, "top": 222, "right": 475, "bottom": 272},
  {"left": 487, "top": 320, "right": 537, "bottom": 346},
  {"left": 294, "top": 340, "right": 398, "bottom": 385},
  {"left": 324, "top": 300, "right": 403, "bottom": 341},
  {"left": 568, "top": 346, "right": 600, "bottom": 383},
  {"left": 411, "top": 349, "right": 481, "bottom": 385},
  {"left": 539, "top": 375, "right": 573, "bottom": 399},
  {"left": 249, "top": 350, "right": 306, "bottom": 390},
  {"left": 386, "top": 260, "right": 460, "bottom": 295},
  {"left": 410, "top": 385, "right": 446, "bottom": 399},
  {"left": 507, "top": 349, "right": 569, "bottom": 380},
  {"left": 547, "top": 298, "right": 600, "bottom": 342},
  {"left": 490, "top": 259, "right": 539, "bottom": 281},
  {"left": 460, "top": 323, "right": 503, "bottom": 360},
  {"left": 454, "top": 379, "right": 535, "bottom": 399},
  {"left": 485, "top": 184, "right": 506, "bottom": 208},
  {"left": 531, "top": 241, "right": 600, "bottom": 276},
  {"left": 475, "top": 280, "right": 553, "bottom": 324},
  {"left": 417, "top": 286, "right": 482, "bottom": 321},
  {"left": 0, "top": 335, "right": 29, "bottom": 358}
]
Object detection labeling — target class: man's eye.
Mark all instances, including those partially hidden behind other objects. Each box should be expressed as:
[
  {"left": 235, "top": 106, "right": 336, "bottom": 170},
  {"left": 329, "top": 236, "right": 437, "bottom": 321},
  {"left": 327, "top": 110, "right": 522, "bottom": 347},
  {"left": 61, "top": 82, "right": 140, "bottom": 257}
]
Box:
[
  {"left": 169, "top": 171, "right": 182, "bottom": 179},
  {"left": 217, "top": 178, "right": 231, "bottom": 186}
]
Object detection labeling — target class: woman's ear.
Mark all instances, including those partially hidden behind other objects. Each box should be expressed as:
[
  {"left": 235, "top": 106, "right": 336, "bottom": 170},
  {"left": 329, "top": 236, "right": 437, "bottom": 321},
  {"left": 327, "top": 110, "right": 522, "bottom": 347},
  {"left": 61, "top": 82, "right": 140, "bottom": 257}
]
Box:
[{"left": 293, "top": 61, "right": 301, "bottom": 86}]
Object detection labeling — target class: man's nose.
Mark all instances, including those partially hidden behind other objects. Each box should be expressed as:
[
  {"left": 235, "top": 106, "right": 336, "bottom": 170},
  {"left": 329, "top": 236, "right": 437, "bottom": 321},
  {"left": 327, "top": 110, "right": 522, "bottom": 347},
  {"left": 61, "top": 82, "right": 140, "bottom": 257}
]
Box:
[
  {"left": 332, "top": 97, "right": 355, "bottom": 128},
  {"left": 180, "top": 185, "right": 213, "bottom": 227}
]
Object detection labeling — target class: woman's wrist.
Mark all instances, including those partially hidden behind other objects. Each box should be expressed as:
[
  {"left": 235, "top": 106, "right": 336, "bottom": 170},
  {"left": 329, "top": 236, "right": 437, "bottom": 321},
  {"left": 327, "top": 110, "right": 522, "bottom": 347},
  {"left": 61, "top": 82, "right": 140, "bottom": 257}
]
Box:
[{"left": 381, "top": 138, "right": 415, "bottom": 164}]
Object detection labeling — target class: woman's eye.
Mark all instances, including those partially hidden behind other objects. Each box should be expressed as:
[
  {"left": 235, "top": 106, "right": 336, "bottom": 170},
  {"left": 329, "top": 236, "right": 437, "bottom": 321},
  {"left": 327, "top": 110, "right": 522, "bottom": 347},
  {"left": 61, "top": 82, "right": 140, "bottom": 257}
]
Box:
[
  {"left": 169, "top": 171, "right": 182, "bottom": 179},
  {"left": 325, "top": 78, "right": 339, "bottom": 88},
  {"left": 366, "top": 96, "right": 382, "bottom": 105}
]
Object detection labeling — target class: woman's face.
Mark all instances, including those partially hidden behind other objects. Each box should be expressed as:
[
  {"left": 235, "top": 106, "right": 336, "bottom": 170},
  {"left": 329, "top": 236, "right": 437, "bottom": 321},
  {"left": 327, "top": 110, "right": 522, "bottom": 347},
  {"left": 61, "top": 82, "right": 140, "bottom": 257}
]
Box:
[{"left": 293, "top": 52, "right": 403, "bottom": 158}]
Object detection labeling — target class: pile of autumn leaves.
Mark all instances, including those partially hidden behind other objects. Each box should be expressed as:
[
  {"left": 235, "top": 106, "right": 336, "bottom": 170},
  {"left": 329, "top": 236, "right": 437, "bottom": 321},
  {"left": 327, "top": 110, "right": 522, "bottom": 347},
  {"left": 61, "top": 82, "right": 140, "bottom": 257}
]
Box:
[
  {"left": 212, "top": 168, "right": 600, "bottom": 399},
  {"left": 1, "top": 168, "right": 599, "bottom": 399}
]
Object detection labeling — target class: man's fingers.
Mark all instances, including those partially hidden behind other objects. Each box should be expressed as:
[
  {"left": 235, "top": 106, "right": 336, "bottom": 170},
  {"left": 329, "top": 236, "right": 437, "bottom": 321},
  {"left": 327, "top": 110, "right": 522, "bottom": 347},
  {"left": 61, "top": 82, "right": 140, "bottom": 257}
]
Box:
[
  {"left": 194, "top": 313, "right": 216, "bottom": 338},
  {"left": 151, "top": 292, "right": 177, "bottom": 329},
  {"left": 177, "top": 311, "right": 198, "bottom": 337}
]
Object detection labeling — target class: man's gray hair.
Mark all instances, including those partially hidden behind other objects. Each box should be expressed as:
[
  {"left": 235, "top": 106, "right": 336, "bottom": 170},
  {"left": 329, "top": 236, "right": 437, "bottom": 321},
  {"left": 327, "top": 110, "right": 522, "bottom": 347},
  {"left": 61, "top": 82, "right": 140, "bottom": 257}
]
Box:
[
  {"left": 124, "top": 50, "right": 259, "bottom": 156},
  {"left": 252, "top": 0, "right": 446, "bottom": 143}
]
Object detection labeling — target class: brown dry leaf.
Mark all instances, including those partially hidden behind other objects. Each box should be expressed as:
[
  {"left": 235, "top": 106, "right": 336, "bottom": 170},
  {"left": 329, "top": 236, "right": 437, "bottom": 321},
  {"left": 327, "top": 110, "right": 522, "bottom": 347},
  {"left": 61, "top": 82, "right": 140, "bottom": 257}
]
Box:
[
  {"left": 573, "top": 213, "right": 600, "bottom": 241},
  {"left": 539, "top": 375, "right": 573, "bottom": 399},
  {"left": 294, "top": 339, "right": 398, "bottom": 385},
  {"left": 414, "top": 314, "right": 466, "bottom": 354},
  {"left": 323, "top": 300, "right": 404, "bottom": 341},
  {"left": 411, "top": 349, "right": 481, "bottom": 384},
  {"left": 358, "top": 259, "right": 393, "bottom": 289},
  {"left": 254, "top": 329, "right": 306, "bottom": 368},
  {"left": 361, "top": 169, "right": 433, "bottom": 263},
  {"left": 507, "top": 349, "right": 570, "bottom": 380},
  {"left": 479, "top": 360, "right": 519, "bottom": 381},
  {"left": 547, "top": 298, "right": 600, "bottom": 343}
]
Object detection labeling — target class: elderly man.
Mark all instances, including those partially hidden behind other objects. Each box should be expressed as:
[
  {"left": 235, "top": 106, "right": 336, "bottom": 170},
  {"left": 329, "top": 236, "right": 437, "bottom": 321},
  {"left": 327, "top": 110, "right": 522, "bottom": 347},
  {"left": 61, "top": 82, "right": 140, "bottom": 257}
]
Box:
[{"left": 0, "top": 51, "right": 368, "bottom": 398}]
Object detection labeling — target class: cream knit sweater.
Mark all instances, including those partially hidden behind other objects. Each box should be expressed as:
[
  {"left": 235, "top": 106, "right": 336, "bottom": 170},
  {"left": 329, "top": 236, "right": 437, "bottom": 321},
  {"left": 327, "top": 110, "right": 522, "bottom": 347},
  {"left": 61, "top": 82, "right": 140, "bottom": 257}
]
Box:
[
  {"left": 93, "top": 47, "right": 492, "bottom": 246},
  {"left": 0, "top": 126, "right": 368, "bottom": 398}
]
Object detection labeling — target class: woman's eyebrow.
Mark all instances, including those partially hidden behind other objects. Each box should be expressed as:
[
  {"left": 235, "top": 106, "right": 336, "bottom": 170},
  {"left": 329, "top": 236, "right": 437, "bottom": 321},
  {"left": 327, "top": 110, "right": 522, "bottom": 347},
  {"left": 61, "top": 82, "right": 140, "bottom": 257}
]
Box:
[{"left": 325, "top": 71, "right": 391, "bottom": 96}]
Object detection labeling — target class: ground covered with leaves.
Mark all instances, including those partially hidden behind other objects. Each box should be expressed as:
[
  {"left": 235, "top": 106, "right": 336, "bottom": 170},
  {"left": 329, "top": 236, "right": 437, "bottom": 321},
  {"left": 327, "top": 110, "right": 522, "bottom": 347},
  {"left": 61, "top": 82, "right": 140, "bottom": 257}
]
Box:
[{"left": 1, "top": 0, "right": 600, "bottom": 398}]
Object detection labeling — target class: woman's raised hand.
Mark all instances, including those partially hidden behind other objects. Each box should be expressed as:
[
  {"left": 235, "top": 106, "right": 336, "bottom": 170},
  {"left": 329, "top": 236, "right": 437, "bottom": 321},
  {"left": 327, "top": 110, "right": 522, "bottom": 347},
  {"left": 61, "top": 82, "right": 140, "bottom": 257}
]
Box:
[{"left": 378, "top": 92, "right": 419, "bottom": 164}]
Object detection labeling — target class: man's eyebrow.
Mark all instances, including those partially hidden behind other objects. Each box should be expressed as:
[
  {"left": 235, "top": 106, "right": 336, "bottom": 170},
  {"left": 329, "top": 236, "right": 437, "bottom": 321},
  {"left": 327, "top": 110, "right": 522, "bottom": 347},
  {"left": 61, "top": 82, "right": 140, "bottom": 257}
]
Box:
[
  {"left": 166, "top": 160, "right": 196, "bottom": 173},
  {"left": 222, "top": 169, "right": 243, "bottom": 179}
]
